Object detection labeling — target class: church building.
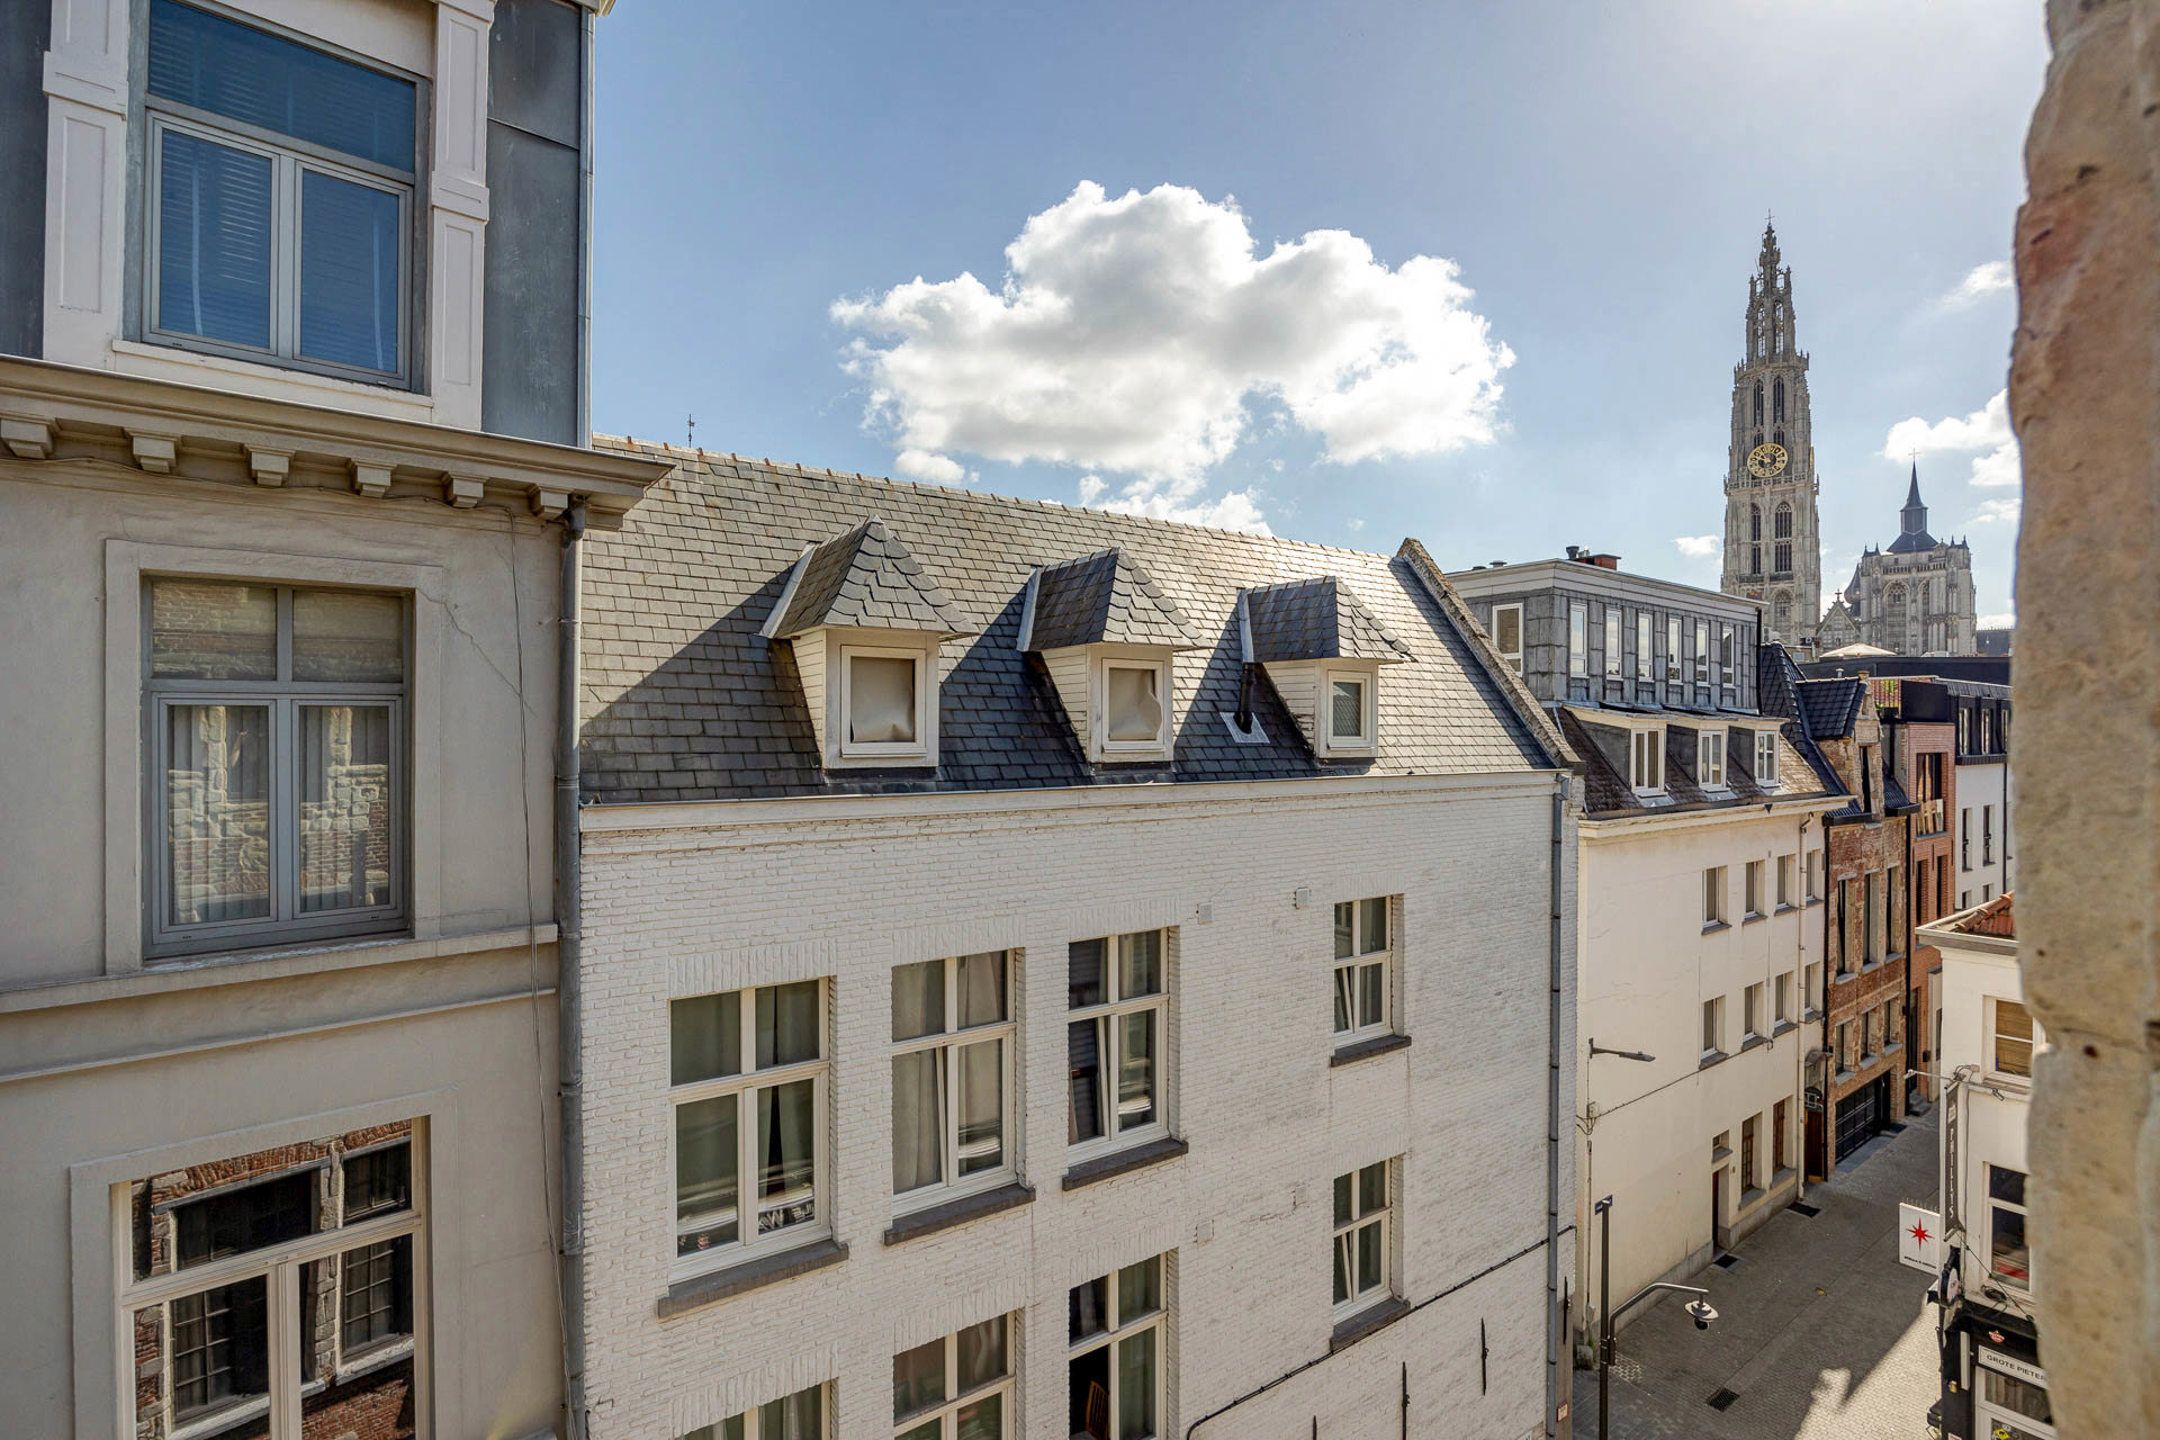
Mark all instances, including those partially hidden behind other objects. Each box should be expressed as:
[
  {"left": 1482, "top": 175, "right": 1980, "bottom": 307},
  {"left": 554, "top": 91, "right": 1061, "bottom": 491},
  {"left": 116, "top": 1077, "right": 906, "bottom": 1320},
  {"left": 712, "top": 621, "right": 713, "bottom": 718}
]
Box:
[
  {"left": 1834, "top": 465, "right": 1979, "bottom": 657},
  {"left": 1720, "top": 223, "right": 1824, "bottom": 648}
]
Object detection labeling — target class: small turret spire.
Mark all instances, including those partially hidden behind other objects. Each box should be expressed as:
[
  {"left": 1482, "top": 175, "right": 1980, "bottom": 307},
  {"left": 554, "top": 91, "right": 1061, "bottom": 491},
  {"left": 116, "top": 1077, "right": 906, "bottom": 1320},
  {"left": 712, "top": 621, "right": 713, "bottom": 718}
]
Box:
[{"left": 1904, "top": 459, "right": 1923, "bottom": 513}]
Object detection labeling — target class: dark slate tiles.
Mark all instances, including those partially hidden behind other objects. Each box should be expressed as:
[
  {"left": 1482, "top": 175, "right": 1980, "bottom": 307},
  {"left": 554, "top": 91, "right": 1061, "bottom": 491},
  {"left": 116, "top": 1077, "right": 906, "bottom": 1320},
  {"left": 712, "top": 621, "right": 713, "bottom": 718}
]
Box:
[{"left": 1027, "top": 548, "right": 1200, "bottom": 651}]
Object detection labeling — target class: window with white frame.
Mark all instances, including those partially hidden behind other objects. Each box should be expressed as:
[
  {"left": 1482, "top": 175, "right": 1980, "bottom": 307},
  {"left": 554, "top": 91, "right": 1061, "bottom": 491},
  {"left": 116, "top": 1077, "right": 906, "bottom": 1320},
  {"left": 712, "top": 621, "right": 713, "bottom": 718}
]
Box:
[
  {"left": 841, "top": 645, "right": 931, "bottom": 758},
  {"left": 1323, "top": 668, "right": 1377, "bottom": 752},
  {"left": 1665, "top": 615, "right": 1683, "bottom": 686},
  {"left": 1099, "top": 656, "right": 1170, "bottom": 756},
  {"left": 1743, "top": 981, "right": 1764, "bottom": 1040},
  {"left": 146, "top": 578, "right": 407, "bottom": 960},
  {"left": 1603, "top": 607, "right": 1622, "bottom": 680},
  {"left": 682, "top": 1384, "right": 829, "bottom": 1440},
  {"left": 1755, "top": 730, "right": 1779, "bottom": 785},
  {"left": 1694, "top": 619, "right": 1710, "bottom": 688},
  {"left": 893, "top": 1316, "right": 1013, "bottom": 1440},
  {"left": 1331, "top": 1160, "right": 1395, "bottom": 1318},
  {"left": 1067, "top": 931, "right": 1169, "bottom": 1157},
  {"left": 892, "top": 953, "right": 1015, "bottom": 1209},
  {"left": 1719, "top": 624, "right": 1737, "bottom": 696},
  {"left": 1629, "top": 726, "right": 1665, "bottom": 794},
  {"left": 1744, "top": 860, "right": 1765, "bottom": 918},
  {"left": 1332, "top": 897, "right": 1394, "bottom": 1045},
  {"left": 1067, "top": 1255, "right": 1165, "bottom": 1440},
  {"left": 1977, "top": 1360, "right": 2055, "bottom": 1440},
  {"left": 1697, "top": 729, "right": 1726, "bottom": 788},
  {"left": 1774, "top": 971, "right": 1792, "bottom": 1026},
  {"left": 143, "top": 0, "right": 420, "bottom": 385},
  {"left": 1805, "top": 850, "right": 1822, "bottom": 902},
  {"left": 121, "top": 1123, "right": 422, "bottom": 1440},
  {"left": 1985, "top": 1165, "right": 2031, "bottom": 1290},
  {"left": 1990, "top": 997, "right": 2038, "bottom": 1079},
  {"left": 1702, "top": 866, "right": 1726, "bottom": 926},
  {"left": 1489, "top": 604, "right": 1524, "bottom": 675},
  {"left": 1635, "top": 611, "right": 1653, "bottom": 682},
  {"left": 1701, "top": 996, "right": 1725, "bottom": 1057},
  {"left": 670, "top": 981, "right": 828, "bottom": 1277},
  {"left": 1804, "top": 962, "right": 1821, "bottom": 1017},
  {"left": 1568, "top": 601, "right": 1589, "bottom": 679},
  {"left": 1776, "top": 853, "right": 1795, "bottom": 909}
]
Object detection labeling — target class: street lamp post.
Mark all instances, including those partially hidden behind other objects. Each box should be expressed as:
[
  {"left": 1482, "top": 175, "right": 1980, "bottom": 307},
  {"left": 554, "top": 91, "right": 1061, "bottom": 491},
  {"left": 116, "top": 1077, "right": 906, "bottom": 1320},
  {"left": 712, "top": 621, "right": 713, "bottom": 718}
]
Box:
[{"left": 1594, "top": 1194, "right": 1720, "bottom": 1439}]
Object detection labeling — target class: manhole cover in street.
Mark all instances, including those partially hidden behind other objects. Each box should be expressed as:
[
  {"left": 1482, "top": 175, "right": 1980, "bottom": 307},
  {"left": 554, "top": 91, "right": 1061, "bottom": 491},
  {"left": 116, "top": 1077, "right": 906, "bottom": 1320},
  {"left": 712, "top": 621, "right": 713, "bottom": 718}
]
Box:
[
  {"left": 1791, "top": 1201, "right": 1822, "bottom": 1217},
  {"left": 1707, "top": 1388, "right": 1741, "bottom": 1411}
]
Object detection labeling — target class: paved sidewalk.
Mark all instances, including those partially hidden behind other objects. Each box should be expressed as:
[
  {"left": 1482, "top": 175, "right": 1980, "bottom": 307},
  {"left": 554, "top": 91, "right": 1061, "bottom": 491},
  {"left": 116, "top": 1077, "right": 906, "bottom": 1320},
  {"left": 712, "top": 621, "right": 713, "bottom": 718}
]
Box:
[{"left": 1571, "top": 1110, "right": 1941, "bottom": 1440}]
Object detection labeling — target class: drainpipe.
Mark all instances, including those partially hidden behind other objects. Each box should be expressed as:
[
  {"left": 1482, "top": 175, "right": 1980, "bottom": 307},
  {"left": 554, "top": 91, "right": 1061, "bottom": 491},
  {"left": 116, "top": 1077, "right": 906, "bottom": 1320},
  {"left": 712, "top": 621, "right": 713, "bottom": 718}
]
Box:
[
  {"left": 1546, "top": 776, "right": 1566, "bottom": 1439},
  {"left": 575, "top": 7, "right": 596, "bottom": 447},
  {"left": 1794, "top": 814, "right": 1812, "bottom": 1204},
  {"left": 556, "top": 500, "right": 591, "bottom": 1440}
]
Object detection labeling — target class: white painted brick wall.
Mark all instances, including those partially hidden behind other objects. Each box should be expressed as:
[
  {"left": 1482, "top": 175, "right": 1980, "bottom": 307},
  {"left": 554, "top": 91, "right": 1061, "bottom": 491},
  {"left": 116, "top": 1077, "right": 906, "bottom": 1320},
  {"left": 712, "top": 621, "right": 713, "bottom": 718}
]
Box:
[{"left": 576, "top": 773, "right": 1574, "bottom": 1440}]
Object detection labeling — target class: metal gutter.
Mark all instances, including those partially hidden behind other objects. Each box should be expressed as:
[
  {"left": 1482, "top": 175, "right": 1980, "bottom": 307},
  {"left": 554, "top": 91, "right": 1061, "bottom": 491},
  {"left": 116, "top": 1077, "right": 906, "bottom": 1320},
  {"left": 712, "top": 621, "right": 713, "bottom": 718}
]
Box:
[
  {"left": 556, "top": 500, "right": 592, "bottom": 1440},
  {"left": 1546, "top": 776, "right": 1566, "bottom": 1437}
]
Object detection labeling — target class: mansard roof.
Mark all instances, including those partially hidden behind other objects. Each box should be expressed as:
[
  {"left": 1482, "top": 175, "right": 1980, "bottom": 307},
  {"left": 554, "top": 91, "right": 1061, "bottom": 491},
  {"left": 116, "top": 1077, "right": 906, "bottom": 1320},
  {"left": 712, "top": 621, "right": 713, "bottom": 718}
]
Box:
[
  {"left": 1242, "top": 576, "right": 1414, "bottom": 664},
  {"left": 1023, "top": 548, "right": 1201, "bottom": 652},
  {"left": 768, "top": 517, "right": 970, "bottom": 638},
  {"left": 577, "top": 444, "right": 1556, "bottom": 802},
  {"left": 1794, "top": 677, "right": 1867, "bottom": 738},
  {"left": 1558, "top": 704, "right": 1829, "bottom": 818}
]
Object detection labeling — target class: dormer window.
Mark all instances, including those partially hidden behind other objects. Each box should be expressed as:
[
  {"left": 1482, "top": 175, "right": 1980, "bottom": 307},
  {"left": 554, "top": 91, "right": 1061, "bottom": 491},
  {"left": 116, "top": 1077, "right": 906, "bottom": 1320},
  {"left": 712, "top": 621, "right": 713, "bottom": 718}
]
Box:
[
  {"left": 1698, "top": 729, "right": 1727, "bottom": 788},
  {"left": 1630, "top": 727, "right": 1665, "bottom": 794},
  {"left": 1242, "top": 577, "right": 1412, "bottom": 762},
  {"left": 763, "top": 519, "right": 971, "bottom": 771},
  {"left": 1324, "top": 668, "right": 1377, "bottom": 752},
  {"left": 1755, "top": 730, "right": 1780, "bottom": 785},
  {"left": 1490, "top": 603, "right": 1524, "bottom": 675},
  {"left": 1020, "top": 550, "right": 1200, "bottom": 765}
]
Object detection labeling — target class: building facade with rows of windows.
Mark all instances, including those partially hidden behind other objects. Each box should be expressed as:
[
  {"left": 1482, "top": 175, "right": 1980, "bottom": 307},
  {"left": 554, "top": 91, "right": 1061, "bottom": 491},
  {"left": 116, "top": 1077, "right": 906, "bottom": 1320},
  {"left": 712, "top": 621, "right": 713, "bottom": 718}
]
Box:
[
  {"left": 1453, "top": 558, "right": 1843, "bottom": 1346},
  {"left": 570, "top": 452, "right": 1581, "bottom": 1440},
  {"left": 0, "top": 2, "right": 672, "bottom": 1438}
]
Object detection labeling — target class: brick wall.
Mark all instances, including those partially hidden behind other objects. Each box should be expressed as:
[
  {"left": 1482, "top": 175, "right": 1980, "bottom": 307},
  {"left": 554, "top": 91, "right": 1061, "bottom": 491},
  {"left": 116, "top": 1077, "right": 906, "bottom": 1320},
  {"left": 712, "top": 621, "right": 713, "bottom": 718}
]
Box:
[{"left": 577, "top": 774, "right": 1572, "bottom": 1440}]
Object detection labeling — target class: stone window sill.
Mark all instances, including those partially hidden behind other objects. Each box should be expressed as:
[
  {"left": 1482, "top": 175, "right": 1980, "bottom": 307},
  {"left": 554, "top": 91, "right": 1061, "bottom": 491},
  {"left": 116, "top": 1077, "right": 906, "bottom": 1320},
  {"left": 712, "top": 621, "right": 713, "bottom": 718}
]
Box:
[
  {"left": 1770, "top": 1167, "right": 1798, "bottom": 1192},
  {"left": 1062, "top": 1135, "right": 1188, "bottom": 1192},
  {"left": 1330, "top": 1033, "right": 1412, "bottom": 1068},
  {"left": 1772, "top": 1020, "right": 1798, "bottom": 1038},
  {"left": 1702, "top": 920, "right": 1731, "bottom": 935},
  {"left": 1699, "top": 1049, "right": 1729, "bottom": 1071},
  {"left": 884, "top": 1182, "right": 1034, "bottom": 1246},
  {"left": 1712, "top": 1144, "right": 1734, "bottom": 1164},
  {"left": 1774, "top": 903, "right": 1799, "bottom": 916},
  {"left": 1833, "top": 971, "right": 1858, "bottom": 987},
  {"left": 1739, "top": 1034, "right": 1768, "bottom": 1055},
  {"left": 1738, "top": 1185, "right": 1767, "bottom": 1212},
  {"left": 1330, "top": 1295, "right": 1412, "bottom": 1353},
  {"left": 658, "top": 1237, "right": 848, "bottom": 1318}
]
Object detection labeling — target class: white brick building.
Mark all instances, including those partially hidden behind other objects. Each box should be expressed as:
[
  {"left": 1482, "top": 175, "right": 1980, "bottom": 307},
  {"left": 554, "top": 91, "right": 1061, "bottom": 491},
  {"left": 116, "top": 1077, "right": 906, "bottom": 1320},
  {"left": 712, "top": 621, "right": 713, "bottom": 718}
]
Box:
[{"left": 572, "top": 452, "right": 1579, "bottom": 1440}]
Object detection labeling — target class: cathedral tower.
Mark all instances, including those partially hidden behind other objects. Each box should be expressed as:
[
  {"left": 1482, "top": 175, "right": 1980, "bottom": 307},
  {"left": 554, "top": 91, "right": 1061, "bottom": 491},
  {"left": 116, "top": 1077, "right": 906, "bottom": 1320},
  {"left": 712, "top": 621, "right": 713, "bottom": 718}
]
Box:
[{"left": 1720, "top": 221, "right": 1823, "bottom": 646}]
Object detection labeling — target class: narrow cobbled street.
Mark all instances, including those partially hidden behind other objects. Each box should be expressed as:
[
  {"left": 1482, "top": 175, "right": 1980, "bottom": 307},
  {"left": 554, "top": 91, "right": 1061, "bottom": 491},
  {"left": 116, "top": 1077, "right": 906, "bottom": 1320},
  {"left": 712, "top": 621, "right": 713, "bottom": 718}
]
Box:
[{"left": 1574, "top": 1109, "right": 1942, "bottom": 1440}]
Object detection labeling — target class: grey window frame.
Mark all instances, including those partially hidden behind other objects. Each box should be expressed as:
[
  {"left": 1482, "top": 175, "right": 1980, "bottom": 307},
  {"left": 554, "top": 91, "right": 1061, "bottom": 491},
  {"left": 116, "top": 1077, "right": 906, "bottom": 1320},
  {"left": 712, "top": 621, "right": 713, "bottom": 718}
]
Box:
[
  {"left": 136, "top": 0, "right": 426, "bottom": 389},
  {"left": 142, "top": 581, "right": 410, "bottom": 960}
]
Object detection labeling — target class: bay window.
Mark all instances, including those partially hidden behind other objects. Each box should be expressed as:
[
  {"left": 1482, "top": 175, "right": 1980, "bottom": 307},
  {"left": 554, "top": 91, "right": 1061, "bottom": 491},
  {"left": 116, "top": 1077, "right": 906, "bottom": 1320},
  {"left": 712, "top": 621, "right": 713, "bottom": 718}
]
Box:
[
  {"left": 122, "top": 1124, "right": 422, "bottom": 1440},
  {"left": 1068, "top": 1256, "right": 1165, "bottom": 1440},
  {"left": 144, "top": 0, "right": 418, "bottom": 384},
  {"left": 146, "top": 578, "right": 406, "bottom": 959},
  {"left": 893, "top": 952, "right": 1016, "bottom": 1208},
  {"left": 894, "top": 1316, "right": 1013, "bottom": 1440},
  {"left": 1331, "top": 897, "right": 1394, "bottom": 1045},
  {"left": 670, "top": 981, "right": 829, "bottom": 1277},
  {"left": 1067, "top": 932, "right": 1169, "bottom": 1156}
]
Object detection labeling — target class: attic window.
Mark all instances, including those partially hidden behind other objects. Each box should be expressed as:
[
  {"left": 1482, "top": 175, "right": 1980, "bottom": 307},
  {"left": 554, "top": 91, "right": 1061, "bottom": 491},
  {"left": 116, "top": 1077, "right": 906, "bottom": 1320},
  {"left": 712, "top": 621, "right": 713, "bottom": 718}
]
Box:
[
  {"left": 1754, "top": 731, "right": 1779, "bottom": 785},
  {"left": 841, "top": 646, "right": 926, "bottom": 755},
  {"left": 1324, "top": 670, "right": 1374, "bottom": 750},
  {"left": 1630, "top": 727, "right": 1665, "bottom": 794},
  {"left": 1103, "top": 660, "right": 1168, "bottom": 750},
  {"left": 1491, "top": 604, "right": 1524, "bottom": 675},
  {"left": 1698, "top": 729, "right": 1727, "bottom": 788}
]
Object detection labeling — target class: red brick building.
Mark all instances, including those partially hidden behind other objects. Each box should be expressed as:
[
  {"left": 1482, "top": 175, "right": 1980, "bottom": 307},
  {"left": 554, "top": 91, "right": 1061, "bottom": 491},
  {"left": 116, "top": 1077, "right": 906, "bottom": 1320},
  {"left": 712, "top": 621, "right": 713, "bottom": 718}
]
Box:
[{"left": 1875, "top": 678, "right": 1959, "bottom": 1108}]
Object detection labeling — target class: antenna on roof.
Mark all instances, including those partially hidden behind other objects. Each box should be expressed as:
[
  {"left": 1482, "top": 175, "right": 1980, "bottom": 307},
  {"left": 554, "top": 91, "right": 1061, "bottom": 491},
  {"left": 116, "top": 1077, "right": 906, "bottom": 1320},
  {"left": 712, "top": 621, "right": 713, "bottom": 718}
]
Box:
[{"left": 687, "top": 413, "right": 696, "bottom": 448}]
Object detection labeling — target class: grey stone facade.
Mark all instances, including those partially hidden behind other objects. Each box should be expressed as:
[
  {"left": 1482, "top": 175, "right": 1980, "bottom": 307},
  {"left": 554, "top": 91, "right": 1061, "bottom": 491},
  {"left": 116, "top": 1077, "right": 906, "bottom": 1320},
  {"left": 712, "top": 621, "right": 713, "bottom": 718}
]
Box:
[
  {"left": 1837, "top": 467, "right": 1979, "bottom": 656},
  {"left": 1721, "top": 223, "right": 1824, "bottom": 648}
]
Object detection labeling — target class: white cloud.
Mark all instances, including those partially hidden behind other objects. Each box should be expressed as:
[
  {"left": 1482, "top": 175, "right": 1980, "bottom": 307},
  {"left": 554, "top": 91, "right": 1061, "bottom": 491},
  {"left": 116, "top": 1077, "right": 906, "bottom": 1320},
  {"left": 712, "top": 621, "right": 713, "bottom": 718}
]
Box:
[
  {"left": 1075, "top": 473, "right": 1107, "bottom": 505},
  {"left": 833, "top": 181, "right": 1513, "bottom": 526},
  {"left": 1971, "top": 497, "right": 2021, "bottom": 525},
  {"left": 1345, "top": 517, "right": 1366, "bottom": 533},
  {"left": 1098, "top": 486, "right": 1272, "bottom": 534},
  {"left": 1882, "top": 389, "right": 2020, "bottom": 490},
  {"left": 894, "top": 448, "right": 974, "bottom": 485},
  {"left": 1674, "top": 535, "right": 1721, "bottom": 559},
  {"left": 1941, "top": 260, "right": 2012, "bottom": 308},
  {"left": 1979, "top": 611, "right": 2015, "bottom": 629}
]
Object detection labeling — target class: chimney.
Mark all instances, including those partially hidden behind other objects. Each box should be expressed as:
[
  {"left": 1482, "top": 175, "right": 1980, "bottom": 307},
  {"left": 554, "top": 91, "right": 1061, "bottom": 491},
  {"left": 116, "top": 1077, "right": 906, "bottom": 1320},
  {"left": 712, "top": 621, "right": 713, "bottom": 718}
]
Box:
[
  {"left": 1588, "top": 553, "right": 1622, "bottom": 570},
  {"left": 1565, "top": 545, "right": 1586, "bottom": 562}
]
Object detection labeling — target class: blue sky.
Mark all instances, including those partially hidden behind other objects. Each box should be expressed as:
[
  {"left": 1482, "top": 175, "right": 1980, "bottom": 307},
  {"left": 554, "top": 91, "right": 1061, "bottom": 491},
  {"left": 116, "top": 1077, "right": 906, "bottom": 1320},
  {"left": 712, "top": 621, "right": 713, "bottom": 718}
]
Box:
[{"left": 591, "top": 2, "right": 2043, "bottom": 625}]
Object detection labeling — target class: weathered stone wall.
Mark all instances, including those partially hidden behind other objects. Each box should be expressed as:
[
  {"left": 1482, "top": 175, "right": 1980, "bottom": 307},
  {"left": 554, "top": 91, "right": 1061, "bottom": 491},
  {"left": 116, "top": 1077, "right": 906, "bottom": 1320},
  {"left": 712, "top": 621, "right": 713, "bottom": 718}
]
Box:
[{"left": 2010, "top": 1, "right": 2160, "bottom": 1433}]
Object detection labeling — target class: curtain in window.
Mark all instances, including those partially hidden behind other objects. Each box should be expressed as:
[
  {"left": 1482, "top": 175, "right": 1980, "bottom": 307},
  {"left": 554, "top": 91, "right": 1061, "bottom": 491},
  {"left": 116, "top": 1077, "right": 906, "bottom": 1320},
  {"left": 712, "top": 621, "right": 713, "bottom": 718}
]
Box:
[
  {"left": 157, "top": 129, "right": 273, "bottom": 349},
  {"left": 956, "top": 951, "right": 1004, "bottom": 1026},
  {"left": 1330, "top": 680, "right": 1364, "bottom": 738},
  {"left": 1068, "top": 1021, "right": 1103, "bottom": 1144},
  {"left": 1116, "top": 1013, "right": 1156, "bottom": 1130},
  {"left": 755, "top": 982, "right": 820, "bottom": 1067},
  {"left": 166, "top": 703, "right": 272, "bottom": 925},
  {"left": 1116, "top": 1333, "right": 1157, "bottom": 1439},
  {"left": 892, "top": 1050, "right": 943, "bottom": 1193},
  {"left": 674, "top": 1096, "right": 739, "bottom": 1254},
  {"left": 757, "top": 1386, "right": 823, "bottom": 1440},
  {"left": 849, "top": 656, "right": 917, "bottom": 744},
  {"left": 1105, "top": 667, "right": 1162, "bottom": 742},
  {"left": 298, "top": 704, "right": 393, "bottom": 914},
  {"left": 955, "top": 1038, "right": 1003, "bottom": 1175},
  {"left": 756, "top": 1080, "right": 816, "bottom": 1233}
]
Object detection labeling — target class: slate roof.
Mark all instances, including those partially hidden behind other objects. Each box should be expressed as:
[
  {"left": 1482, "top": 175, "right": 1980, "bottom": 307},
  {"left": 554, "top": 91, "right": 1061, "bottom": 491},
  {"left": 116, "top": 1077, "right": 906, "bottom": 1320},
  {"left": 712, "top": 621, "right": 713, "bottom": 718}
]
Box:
[
  {"left": 578, "top": 445, "right": 1555, "bottom": 803},
  {"left": 1560, "top": 707, "right": 1829, "bottom": 817},
  {"left": 1794, "top": 677, "right": 1867, "bottom": 738},
  {"left": 769, "top": 517, "right": 969, "bottom": 637},
  {"left": 1243, "top": 576, "right": 1414, "bottom": 664},
  {"left": 1025, "top": 548, "right": 1200, "bottom": 652}
]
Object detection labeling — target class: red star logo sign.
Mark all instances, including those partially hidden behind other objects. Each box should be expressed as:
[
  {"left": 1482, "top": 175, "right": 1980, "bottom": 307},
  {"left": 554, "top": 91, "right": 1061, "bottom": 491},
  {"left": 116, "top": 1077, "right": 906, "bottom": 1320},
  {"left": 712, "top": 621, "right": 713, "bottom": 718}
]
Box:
[{"left": 1909, "top": 1220, "right": 1932, "bottom": 1245}]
